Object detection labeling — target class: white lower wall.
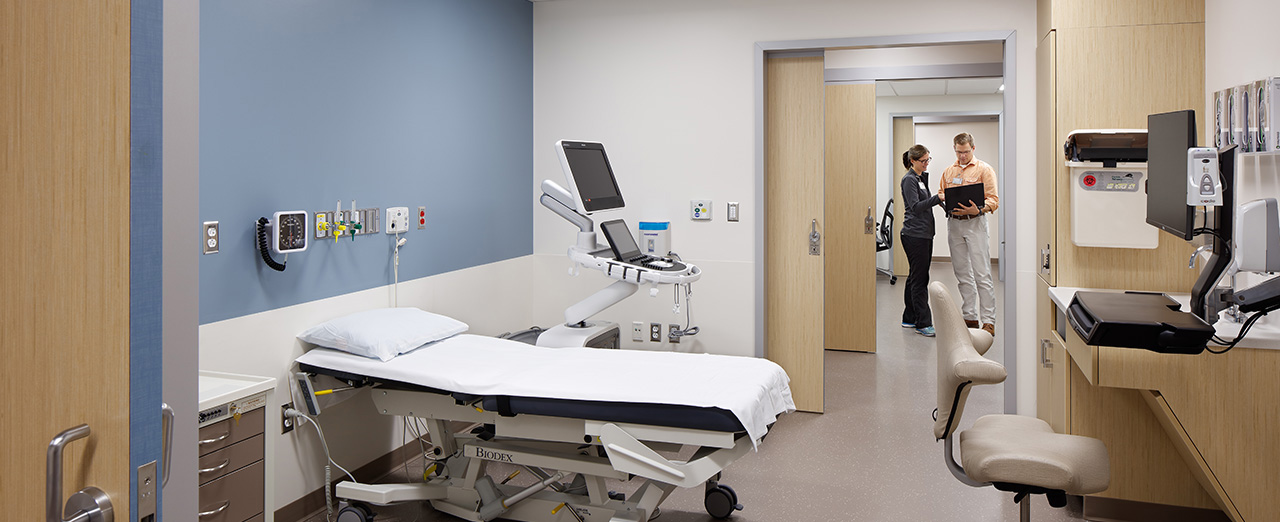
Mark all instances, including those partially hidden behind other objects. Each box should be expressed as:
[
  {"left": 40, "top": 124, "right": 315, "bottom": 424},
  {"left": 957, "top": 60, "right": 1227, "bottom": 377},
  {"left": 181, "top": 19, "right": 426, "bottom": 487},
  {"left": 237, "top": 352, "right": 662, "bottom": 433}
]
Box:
[{"left": 198, "top": 255, "right": 535, "bottom": 513}]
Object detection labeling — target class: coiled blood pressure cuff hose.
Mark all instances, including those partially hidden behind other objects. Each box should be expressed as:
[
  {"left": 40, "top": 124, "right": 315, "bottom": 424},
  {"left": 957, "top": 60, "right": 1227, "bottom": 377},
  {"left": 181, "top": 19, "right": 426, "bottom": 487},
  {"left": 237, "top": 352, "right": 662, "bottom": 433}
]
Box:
[{"left": 256, "top": 217, "right": 288, "bottom": 272}]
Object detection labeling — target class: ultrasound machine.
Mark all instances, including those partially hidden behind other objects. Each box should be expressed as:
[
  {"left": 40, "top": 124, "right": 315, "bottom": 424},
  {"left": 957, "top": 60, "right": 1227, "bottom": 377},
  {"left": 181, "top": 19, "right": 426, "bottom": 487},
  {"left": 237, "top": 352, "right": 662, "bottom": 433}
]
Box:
[{"left": 537, "top": 140, "right": 702, "bottom": 349}]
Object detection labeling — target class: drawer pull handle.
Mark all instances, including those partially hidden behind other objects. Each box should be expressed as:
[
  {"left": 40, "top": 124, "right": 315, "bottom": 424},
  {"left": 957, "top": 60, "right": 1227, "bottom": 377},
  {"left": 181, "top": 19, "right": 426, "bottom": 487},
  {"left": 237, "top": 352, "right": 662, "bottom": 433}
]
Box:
[
  {"left": 198, "top": 433, "right": 229, "bottom": 446},
  {"left": 198, "top": 459, "right": 230, "bottom": 474},
  {"left": 198, "top": 501, "right": 230, "bottom": 518}
]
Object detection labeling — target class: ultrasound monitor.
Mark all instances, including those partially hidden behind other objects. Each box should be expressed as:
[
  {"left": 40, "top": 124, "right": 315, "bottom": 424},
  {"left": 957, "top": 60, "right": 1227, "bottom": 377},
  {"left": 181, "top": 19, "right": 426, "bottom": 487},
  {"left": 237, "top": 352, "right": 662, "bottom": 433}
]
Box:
[{"left": 556, "top": 140, "right": 625, "bottom": 214}]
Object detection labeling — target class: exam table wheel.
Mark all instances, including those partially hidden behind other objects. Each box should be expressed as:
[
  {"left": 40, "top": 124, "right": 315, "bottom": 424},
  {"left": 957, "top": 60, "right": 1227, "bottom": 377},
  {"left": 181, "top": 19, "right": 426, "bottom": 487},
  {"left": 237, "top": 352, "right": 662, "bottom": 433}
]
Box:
[
  {"left": 890, "top": 275, "right": 898, "bottom": 285},
  {"left": 336, "top": 503, "right": 375, "bottom": 522},
  {"left": 704, "top": 485, "right": 742, "bottom": 519}
]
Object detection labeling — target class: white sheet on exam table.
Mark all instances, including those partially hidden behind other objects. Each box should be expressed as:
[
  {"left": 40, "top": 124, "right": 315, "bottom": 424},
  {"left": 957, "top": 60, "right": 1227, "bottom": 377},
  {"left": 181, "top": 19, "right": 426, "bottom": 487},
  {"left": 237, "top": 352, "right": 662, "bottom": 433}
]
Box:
[{"left": 295, "top": 334, "right": 795, "bottom": 445}]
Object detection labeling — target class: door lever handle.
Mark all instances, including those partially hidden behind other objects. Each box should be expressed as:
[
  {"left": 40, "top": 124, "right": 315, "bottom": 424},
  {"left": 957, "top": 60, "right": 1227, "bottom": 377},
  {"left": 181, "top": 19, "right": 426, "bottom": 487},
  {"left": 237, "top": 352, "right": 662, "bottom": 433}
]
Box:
[{"left": 48, "top": 424, "right": 113, "bottom": 522}]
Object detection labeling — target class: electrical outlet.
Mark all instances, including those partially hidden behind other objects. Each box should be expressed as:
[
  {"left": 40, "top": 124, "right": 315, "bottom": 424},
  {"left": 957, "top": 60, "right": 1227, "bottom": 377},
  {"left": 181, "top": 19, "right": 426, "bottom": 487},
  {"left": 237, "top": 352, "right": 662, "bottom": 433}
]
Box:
[
  {"left": 632, "top": 321, "right": 645, "bottom": 342},
  {"left": 668, "top": 324, "right": 681, "bottom": 343},
  {"left": 282, "top": 403, "right": 295, "bottom": 434},
  {"left": 417, "top": 206, "right": 426, "bottom": 229},
  {"left": 202, "top": 221, "right": 219, "bottom": 254},
  {"left": 650, "top": 323, "right": 662, "bottom": 342}
]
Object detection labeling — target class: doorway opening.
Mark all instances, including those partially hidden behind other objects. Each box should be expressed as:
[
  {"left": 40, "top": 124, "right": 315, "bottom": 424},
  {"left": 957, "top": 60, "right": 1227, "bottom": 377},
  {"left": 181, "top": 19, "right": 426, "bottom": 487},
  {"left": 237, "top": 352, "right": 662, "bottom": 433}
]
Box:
[{"left": 755, "top": 32, "right": 1020, "bottom": 415}]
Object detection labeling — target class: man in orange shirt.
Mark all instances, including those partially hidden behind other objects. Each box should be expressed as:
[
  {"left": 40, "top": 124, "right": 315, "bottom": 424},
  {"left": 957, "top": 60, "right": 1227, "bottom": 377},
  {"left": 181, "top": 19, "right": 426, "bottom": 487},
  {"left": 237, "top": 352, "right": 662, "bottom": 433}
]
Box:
[{"left": 937, "top": 133, "right": 999, "bottom": 336}]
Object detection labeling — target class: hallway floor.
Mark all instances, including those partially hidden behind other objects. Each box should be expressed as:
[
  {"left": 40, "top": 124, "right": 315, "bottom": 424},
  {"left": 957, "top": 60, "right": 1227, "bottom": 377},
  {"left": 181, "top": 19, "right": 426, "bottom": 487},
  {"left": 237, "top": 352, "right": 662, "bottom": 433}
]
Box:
[{"left": 300, "top": 262, "right": 1084, "bottom": 522}]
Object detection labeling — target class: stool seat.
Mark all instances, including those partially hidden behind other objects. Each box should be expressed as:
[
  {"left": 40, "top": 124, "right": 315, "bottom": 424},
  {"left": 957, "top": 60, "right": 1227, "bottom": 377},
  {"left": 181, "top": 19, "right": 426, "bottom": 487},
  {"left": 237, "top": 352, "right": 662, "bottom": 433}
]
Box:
[{"left": 959, "top": 414, "right": 1110, "bottom": 495}]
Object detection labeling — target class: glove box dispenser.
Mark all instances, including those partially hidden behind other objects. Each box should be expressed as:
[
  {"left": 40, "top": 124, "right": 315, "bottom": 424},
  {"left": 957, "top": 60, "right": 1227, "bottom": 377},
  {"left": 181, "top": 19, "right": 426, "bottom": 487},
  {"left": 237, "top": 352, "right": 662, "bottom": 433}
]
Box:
[{"left": 1064, "top": 130, "right": 1158, "bottom": 249}]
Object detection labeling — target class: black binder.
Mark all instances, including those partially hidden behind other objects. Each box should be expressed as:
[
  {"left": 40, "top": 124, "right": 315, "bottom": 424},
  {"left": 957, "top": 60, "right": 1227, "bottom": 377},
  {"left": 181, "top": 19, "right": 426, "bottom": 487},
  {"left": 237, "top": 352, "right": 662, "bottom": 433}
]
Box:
[
  {"left": 1066, "top": 291, "right": 1214, "bottom": 354},
  {"left": 943, "top": 183, "right": 986, "bottom": 215}
]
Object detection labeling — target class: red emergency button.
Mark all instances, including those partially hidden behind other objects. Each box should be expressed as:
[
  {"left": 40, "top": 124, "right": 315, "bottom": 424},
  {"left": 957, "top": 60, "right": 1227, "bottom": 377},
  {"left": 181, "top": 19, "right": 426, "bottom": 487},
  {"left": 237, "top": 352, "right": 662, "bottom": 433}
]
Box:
[{"left": 1083, "top": 174, "right": 1097, "bottom": 187}]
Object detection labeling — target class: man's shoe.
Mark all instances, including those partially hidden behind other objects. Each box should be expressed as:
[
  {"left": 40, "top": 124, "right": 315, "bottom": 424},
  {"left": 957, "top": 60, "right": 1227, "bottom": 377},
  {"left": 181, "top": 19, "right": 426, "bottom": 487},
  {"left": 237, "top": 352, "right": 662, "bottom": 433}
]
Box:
[
  {"left": 965, "top": 320, "right": 980, "bottom": 329},
  {"left": 916, "top": 326, "right": 936, "bottom": 337},
  {"left": 901, "top": 321, "right": 915, "bottom": 328},
  {"left": 982, "top": 323, "right": 996, "bottom": 336}
]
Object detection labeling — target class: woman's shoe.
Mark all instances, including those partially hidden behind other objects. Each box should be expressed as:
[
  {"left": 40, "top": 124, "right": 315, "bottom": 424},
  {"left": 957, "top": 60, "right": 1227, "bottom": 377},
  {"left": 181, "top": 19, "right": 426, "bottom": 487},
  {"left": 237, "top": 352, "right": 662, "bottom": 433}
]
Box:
[
  {"left": 916, "top": 326, "right": 936, "bottom": 337},
  {"left": 901, "top": 321, "right": 915, "bottom": 328}
]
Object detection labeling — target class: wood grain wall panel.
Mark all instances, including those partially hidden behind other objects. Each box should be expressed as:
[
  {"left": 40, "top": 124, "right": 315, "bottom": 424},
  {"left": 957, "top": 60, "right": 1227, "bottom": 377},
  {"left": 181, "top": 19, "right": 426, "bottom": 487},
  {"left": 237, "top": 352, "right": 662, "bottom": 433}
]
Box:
[
  {"left": 1069, "top": 364, "right": 1219, "bottom": 510},
  {"left": 891, "top": 117, "right": 914, "bottom": 278},
  {"left": 1053, "top": 24, "right": 1204, "bottom": 291},
  {"left": 0, "top": 1, "right": 133, "bottom": 519},
  {"left": 1037, "top": 31, "right": 1057, "bottom": 285},
  {"left": 824, "top": 83, "right": 877, "bottom": 353},
  {"left": 765, "top": 56, "right": 826, "bottom": 412},
  {"left": 1045, "top": 0, "right": 1203, "bottom": 31}
]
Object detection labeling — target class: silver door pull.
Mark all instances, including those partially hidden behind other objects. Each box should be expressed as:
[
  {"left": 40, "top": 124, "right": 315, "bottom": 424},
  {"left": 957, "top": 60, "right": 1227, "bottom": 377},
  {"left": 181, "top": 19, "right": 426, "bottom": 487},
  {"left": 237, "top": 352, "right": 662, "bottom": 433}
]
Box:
[
  {"left": 48, "top": 424, "right": 113, "bottom": 522},
  {"left": 809, "top": 219, "right": 822, "bottom": 255},
  {"left": 161, "top": 402, "right": 174, "bottom": 487}
]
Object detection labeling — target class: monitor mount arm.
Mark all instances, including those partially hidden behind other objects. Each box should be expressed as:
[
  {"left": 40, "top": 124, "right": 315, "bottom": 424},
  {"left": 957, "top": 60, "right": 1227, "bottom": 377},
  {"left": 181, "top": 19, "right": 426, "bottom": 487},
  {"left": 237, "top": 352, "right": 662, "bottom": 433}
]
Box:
[{"left": 541, "top": 179, "right": 599, "bottom": 252}]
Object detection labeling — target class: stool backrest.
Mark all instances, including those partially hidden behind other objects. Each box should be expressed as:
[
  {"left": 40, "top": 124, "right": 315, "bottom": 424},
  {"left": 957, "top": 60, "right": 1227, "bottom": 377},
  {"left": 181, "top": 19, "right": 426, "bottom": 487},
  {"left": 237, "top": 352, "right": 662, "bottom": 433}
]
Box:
[{"left": 930, "top": 281, "right": 1006, "bottom": 440}]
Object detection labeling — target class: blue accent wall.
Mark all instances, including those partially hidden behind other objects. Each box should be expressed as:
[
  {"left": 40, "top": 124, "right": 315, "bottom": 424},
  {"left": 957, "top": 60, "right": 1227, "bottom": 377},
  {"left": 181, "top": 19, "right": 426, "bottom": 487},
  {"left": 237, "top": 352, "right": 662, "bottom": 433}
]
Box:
[
  {"left": 132, "top": 0, "right": 163, "bottom": 517},
  {"left": 200, "top": 0, "right": 533, "bottom": 324}
]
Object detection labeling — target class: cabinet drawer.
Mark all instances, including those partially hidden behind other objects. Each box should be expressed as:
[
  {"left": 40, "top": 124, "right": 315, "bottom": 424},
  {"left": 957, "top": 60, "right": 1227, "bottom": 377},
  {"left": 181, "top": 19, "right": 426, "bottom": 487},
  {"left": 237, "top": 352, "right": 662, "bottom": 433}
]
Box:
[
  {"left": 198, "top": 433, "right": 264, "bottom": 486},
  {"left": 199, "top": 407, "right": 265, "bottom": 456},
  {"left": 198, "top": 459, "right": 264, "bottom": 522}
]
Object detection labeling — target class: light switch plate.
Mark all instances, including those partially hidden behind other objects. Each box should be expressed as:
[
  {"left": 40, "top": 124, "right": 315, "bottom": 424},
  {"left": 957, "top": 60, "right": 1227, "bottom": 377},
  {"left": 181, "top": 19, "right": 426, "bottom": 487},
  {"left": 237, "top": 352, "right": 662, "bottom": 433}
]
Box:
[
  {"left": 727, "top": 202, "right": 739, "bottom": 222},
  {"left": 202, "top": 221, "right": 219, "bottom": 254}
]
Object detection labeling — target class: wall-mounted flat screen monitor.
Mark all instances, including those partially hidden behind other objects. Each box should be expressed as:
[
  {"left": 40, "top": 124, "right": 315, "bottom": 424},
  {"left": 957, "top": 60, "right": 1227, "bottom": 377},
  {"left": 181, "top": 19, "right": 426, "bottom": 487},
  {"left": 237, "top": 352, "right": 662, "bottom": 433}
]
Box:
[
  {"left": 1146, "top": 110, "right": 1198, "bottom": 241},
  {"left": 557, "top": 140, "right": 625, "bottom": 214}
]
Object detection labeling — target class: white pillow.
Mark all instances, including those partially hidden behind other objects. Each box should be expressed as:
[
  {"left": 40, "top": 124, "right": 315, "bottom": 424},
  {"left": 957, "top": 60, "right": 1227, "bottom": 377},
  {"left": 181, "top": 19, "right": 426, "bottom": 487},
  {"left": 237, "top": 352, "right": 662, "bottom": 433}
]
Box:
[{"left": 297, "top": 307, "right": 468, "bottom": 362}]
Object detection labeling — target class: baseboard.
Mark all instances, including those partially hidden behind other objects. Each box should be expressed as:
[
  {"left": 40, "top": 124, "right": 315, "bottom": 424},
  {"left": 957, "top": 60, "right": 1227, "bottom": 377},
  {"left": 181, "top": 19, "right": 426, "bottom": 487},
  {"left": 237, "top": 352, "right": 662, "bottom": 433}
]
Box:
[{"left": 1083, "top": 496, "right": 1230, "bottom": 522}]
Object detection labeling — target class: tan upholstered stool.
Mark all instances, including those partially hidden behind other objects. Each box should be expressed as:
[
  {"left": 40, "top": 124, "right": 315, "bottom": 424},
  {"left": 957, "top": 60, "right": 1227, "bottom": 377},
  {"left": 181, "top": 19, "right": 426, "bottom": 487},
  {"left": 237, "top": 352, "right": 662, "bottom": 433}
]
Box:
[{"left": 928, "top": 281, "right": 1109, "bottom": 521}]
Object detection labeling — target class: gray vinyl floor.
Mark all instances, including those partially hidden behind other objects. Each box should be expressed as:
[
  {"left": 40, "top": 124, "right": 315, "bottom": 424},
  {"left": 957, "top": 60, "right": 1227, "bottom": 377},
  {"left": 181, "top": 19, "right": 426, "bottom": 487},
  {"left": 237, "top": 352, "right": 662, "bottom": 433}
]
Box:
[{"left": 300, "top": 262, "right": 1085, "bottom": 522}]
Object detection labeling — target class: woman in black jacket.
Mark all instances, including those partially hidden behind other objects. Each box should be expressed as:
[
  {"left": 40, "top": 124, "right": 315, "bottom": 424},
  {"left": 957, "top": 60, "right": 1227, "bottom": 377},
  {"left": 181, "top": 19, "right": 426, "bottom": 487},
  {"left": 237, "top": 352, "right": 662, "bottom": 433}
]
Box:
[{"left": 900, "top": 145, "right": 943, "bottom": 337}]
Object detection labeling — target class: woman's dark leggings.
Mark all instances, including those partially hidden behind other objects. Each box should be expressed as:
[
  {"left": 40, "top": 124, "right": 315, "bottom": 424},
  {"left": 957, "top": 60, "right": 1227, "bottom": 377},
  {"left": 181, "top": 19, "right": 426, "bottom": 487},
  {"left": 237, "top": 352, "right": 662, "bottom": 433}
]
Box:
[{"left": 900, "top": 235, "right": 934, "bottom": 328}]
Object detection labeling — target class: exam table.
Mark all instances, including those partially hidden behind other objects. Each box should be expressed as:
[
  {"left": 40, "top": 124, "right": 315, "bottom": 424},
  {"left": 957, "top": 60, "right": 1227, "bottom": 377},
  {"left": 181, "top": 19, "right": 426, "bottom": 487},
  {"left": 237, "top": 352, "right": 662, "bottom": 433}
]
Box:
[{"left": 295, "top": 334, "right": 795, "bottom": 522}]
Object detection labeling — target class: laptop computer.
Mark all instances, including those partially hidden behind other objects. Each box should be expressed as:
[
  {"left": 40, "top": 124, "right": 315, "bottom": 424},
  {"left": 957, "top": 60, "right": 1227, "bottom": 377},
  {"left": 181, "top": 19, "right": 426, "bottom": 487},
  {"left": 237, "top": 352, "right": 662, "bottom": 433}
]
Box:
[
  {"left": 944, "top": 183, "right": 987, "bottom": 215},
  {"left": 599, "top": 219, "right": 686, "bottom": 272}
]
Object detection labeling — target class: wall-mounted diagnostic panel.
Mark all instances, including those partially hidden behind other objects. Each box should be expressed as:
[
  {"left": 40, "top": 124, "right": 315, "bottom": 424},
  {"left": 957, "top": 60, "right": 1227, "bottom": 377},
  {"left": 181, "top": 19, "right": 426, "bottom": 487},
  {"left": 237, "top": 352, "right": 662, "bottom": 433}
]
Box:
[{"left": 272, "top": 211, "right": 309, "bottom": 254}]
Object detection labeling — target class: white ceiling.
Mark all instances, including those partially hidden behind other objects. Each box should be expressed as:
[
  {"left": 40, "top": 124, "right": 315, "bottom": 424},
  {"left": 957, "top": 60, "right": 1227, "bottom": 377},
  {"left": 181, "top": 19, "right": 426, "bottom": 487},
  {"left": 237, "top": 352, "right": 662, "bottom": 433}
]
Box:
[{"left": 875, "top": 77, "right": 1003, "bottom": 97}]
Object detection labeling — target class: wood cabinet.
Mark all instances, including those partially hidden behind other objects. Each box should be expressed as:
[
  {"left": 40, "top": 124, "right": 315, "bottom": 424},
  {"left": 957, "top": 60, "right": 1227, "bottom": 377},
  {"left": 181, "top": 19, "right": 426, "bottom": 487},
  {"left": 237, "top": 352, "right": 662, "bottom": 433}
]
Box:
[{"left": 1033, "top": 0, "right": 1234, "bottom": 518}]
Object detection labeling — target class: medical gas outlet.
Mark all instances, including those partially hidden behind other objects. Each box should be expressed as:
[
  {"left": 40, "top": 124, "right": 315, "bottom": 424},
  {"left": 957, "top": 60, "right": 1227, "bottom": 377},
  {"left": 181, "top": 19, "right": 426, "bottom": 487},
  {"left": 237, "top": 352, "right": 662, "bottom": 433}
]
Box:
[{"left": 314, "top": 206, "right": 382, "bottom": 240}]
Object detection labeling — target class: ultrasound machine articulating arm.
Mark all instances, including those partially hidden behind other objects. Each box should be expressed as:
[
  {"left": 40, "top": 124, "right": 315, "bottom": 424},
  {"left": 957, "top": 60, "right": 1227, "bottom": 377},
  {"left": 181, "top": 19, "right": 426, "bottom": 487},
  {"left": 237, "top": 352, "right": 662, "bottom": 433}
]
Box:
[{"left": 540, "top": 179, "right": 600, "bottom": 253}]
